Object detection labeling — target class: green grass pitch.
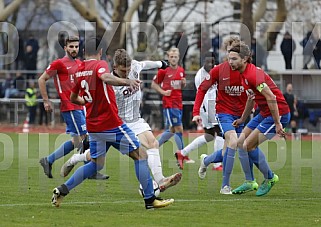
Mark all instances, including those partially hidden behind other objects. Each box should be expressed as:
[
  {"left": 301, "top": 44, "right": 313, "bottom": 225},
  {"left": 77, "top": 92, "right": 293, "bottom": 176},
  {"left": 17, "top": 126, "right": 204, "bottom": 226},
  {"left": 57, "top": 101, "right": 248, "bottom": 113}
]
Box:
[{"left": 0, "top": 132, "right": 321, "bottom": 226}]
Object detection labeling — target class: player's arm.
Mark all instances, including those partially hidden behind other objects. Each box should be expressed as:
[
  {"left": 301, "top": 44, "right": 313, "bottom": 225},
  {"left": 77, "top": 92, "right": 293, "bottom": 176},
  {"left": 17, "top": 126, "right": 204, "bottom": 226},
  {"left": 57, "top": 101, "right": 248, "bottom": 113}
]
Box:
[
  {"left": 232, "top": 95, "right": 255, "bottom": 127},
  {"left": 151, "top": 80, "right": 171, "bottom": 96},
  {"left": 259, "top": 83, "right": 284, "bottom": 137},
  {"left": 141, "top": 60, "right": 168, "bottom": 70},
  {"left": 70, "top": 91, "right": 85, "bottom": 106},
  {"left": 192, "top": 68, "right": 216, "bottom": 118},
  {"left": 100, "top": 73, "right": 141, "bottom": 91},
  {"left": 38, "top": 71, "right": 52, "bottom": 112}
]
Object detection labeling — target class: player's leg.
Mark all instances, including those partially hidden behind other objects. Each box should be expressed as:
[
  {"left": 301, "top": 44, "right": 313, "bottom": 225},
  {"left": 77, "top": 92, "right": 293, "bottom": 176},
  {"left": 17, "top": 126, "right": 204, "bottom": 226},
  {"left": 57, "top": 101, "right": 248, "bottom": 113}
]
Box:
[
  {"left": 158, "top": 109, "right": 174, "bottom": 147},
  {"left": 52, "top": 132, "right": 108, "bottom": 207},
  {"left": 40, "top": 110, "right": 86, "bottom": 178},
  {"left": 139, "top": 130, "right": 182, "bottom": 192}
]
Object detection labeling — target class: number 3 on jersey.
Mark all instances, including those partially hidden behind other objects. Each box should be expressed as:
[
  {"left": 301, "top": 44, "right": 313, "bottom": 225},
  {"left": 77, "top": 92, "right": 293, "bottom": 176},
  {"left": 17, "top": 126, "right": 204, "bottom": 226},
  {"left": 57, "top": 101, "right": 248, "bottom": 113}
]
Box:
[{"left": 81, "top": 80, "right": 93, "bottom": 103}]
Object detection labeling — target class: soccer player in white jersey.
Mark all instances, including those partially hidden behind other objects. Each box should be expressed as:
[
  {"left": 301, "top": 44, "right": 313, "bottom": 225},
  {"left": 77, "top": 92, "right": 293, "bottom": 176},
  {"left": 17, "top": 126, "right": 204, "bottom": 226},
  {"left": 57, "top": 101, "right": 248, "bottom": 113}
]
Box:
[
  {"left": 61, "top": 49, "right": 182, "bottom": 192},
  {"left": 176, "top": 52, "right": 224, "bottom": 171}
]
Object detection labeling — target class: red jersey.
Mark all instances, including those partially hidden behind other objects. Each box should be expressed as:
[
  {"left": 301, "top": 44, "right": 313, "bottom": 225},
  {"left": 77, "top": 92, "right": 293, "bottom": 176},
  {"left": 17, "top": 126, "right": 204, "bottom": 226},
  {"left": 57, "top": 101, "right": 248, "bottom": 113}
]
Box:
[
  {"left": 193, "top": 61, "right": 247, "bottom": 117},
  {"left": 153, "top": 66, "right": 185, "bottom": 110},
  {"left": 46, "top": 56, "right": 83, "bottom": 112},
  {"left": 72, "top": 59, "right": 123, "bottom": 132},
  {"left": 241, "top": 64, "right": 289, "bottom": 117}
]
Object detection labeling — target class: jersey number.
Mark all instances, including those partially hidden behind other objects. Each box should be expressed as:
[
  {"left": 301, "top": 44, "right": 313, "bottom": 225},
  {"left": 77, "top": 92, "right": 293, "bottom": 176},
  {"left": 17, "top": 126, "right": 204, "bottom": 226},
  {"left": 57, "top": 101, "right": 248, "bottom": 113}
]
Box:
[{"left": 81, "top": 80, "right": 93, "bottom": 103}]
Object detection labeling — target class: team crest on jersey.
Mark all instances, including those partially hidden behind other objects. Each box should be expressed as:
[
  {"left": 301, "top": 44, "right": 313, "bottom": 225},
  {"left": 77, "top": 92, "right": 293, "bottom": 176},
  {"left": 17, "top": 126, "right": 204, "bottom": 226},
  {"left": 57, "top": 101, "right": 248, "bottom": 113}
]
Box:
[
  {"left": 98, "top": 68, "right": 106, "bottom": 73},
  {"left": 180, "top": 72, "right": 184, "bottom": 77}
]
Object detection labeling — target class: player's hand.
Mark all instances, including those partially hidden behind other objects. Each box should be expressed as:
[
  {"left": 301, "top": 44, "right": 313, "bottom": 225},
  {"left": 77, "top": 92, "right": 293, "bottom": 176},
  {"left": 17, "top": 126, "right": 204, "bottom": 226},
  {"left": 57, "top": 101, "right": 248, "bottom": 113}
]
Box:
[
  {"left": 181, "top": 77, "right": 186, "bottom": 88},
  {"left": 43, "top": 100, "right": 53, "bottom": 112},
  {"left": 275, "top": 122, "right": 285, "bottom": 138},
  {"left": 232, "top": 118, "right": 243, "bottom": 128},
  {"left": 192, "top": 115, "right": 202, "bottom": 124},
  {"left": 128, "top": 79, "right": 141, "bottom": 91},
  {"left": 163, "top": 90, "right": 171, "bottom": 96},
  {"left": 160, "top": 60, "right": 169, "bottom": 69}
]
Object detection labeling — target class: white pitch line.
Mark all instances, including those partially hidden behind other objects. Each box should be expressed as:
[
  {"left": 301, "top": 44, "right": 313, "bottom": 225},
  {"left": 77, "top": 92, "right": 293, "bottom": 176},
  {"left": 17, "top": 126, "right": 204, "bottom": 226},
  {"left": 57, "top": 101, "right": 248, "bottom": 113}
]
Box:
[{"left": 0, "top": 197, "right": 321, "bottom": 207}]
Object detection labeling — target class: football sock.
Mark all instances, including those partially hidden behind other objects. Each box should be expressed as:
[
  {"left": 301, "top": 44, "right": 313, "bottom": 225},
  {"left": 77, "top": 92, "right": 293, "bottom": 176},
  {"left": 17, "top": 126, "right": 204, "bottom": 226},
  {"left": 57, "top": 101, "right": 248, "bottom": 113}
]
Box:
[
  {"left": 174, "top": 132, "right": 184, "bottom": 150},
  {"left": 135, "top": 159, "right": 154, "bottom": 199},
  {"left": 158, "top": 130, "right": 173, "bottom": 147},
  {"left": 222, "top": 147, "right": 235, "bottom": 187},
  {"left": 146, "top": 149, "right": 164, "bottom": 184},
  {"left": 65, "top": 161, "right": 99, "bottom": 191},
  {"left": 238, "top": 148, "right": 254, "bottom": 181},
  {"left": 48, "top": 140, "right": 74, "bottom": 164},
  {"left": 181, "top": 135, "right": 207, "bottom": 156},
  {"left": 248, "top": 147, "right": 273, "bottom": 179},
  {"left": 68, "top": 149, "right": 89, "bottom": 166},
  {"left": 204, "top": 149, "right": 223, "bottom": 166}
]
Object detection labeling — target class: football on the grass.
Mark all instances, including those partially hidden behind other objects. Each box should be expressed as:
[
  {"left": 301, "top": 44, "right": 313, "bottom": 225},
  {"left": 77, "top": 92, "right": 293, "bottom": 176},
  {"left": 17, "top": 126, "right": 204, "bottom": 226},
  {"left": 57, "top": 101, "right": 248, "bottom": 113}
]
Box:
[{"left": 138, "top": 180, "right": 160, "bottom": 197}]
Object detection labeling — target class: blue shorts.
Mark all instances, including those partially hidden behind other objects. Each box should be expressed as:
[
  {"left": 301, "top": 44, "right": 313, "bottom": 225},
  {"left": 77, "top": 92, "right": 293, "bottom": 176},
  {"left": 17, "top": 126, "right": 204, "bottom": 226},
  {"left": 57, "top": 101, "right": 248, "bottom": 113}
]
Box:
[
  {"left": 89, "top": 124, "right": 140, "bottom": 158},
  {"left": 61, "top": 110, "right": 87, "bottom": 136},
  {"left": 216, "top": 113, "right": 244, "bottom": 135},
  {"left": 246, "top": 113, "right": 290, "bottom": 139},
  {"left": 163, "top": 108, "right": 182, "bottom": 127}
]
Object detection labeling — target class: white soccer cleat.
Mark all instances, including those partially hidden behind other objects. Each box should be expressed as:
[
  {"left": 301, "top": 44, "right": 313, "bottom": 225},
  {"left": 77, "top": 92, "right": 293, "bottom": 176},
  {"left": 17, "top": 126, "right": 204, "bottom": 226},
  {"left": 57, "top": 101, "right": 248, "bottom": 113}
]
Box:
[
  {"left": 220, "top": 185, "right": 232, "bottom": 195},
  {"left": 60, "top": 155, "right": 77, "bottom": 177},
  {"left": 198, "top": 154, "right": 208, "bottom": 180}
]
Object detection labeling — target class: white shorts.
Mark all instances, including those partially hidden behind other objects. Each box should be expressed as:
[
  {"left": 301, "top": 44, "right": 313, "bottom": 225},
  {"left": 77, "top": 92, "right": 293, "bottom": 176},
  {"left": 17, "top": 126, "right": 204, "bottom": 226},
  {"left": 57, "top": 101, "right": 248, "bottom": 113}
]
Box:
[
  {"left": 200, "top": 110, "right": 218, "bottom": 129},
  {"left": 126, "top": 118, "right": 151, "bottom": 136}
]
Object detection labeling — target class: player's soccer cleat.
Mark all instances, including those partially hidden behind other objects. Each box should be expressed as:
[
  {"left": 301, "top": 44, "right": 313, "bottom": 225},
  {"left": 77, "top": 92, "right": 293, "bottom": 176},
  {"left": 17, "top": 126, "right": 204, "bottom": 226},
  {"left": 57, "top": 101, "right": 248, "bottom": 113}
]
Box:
[
  {"left": 212, "top": 164, "right": 223, "bottom": 171},
  {"left": 51, "top": 185, "right": 69, "bottom": 207},
  {"left": 232, "top": 180, "right": 259, "bottom": 194},
  {"left": 198, "top": 154, "right": 208, "bottom": 179},
  {"left": 145, "top": 198, "right": 174, "bottom": 210},
  {"left": 185, "top": 156, "right": 195, "bottom": 164},
  {"left": 256, "top": 173, "right": 279, "bottom": 196},
  {"left": 159, "top": 172, "right": 182, "bottom": 192},
  {"left": 60, "top": 155, "right": 76, "bottom": 177},
  {"left": 88, "top": 172, "right": 110, "bottom": 180},
  {"left": 175, "top": 151, "right": 194, "bottom": 169},
  {"left": 220, "top": 185, "right": 232, "bottom": 195},
  {"left": 39, "top": 157, "right": 53, "bottom": 178}
]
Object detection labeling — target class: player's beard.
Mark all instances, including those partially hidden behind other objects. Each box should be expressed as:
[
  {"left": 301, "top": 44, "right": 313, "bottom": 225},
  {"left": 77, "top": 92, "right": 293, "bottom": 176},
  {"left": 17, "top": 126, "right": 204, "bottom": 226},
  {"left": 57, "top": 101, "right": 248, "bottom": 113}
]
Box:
[{"left": 67, "top": 50, "right": 78, "bottom": 59}]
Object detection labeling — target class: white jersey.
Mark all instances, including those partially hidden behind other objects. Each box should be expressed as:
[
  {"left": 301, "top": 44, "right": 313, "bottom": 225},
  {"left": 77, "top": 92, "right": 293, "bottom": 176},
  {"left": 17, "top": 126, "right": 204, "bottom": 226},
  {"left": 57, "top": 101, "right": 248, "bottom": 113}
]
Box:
[
  {"left": 113, "top": 60, "right": 161, "bottom": 123},
  {"left": 195, "top": 66, "right": 218, "bottom": 128}
]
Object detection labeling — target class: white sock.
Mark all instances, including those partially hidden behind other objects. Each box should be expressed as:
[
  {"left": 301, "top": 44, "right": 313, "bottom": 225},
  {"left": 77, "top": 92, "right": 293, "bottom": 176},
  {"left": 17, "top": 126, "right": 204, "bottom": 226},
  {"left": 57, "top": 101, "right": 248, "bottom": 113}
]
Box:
[
  {"left": 213, "top": 162, "right": 222, "bottom": 168},
  {"left": 147, "top": 148, "right": 164, "bottom": 184},
  {"left": 181, "top": 135, "right": 207, "bottom": 156},
  {"left": 70, "top": 149, "right": 89, "bottom": 165},
  {"left": 214, "top": 136, "right": 225, "bottom": 152}
]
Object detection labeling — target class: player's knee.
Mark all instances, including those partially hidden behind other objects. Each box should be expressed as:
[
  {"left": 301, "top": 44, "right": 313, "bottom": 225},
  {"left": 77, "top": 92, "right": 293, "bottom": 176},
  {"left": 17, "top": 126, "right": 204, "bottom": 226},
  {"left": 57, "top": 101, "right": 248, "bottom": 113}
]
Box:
[{"left": 227, "top": 139, "right": 238, "bottom": 150}]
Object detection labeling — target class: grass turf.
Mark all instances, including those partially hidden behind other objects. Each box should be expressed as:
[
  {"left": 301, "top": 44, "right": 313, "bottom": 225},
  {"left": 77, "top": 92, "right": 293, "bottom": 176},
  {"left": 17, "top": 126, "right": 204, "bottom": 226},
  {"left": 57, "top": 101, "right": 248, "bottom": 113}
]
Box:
[{"left": 0, "top": 132, "right": 321, "bottom": 226}]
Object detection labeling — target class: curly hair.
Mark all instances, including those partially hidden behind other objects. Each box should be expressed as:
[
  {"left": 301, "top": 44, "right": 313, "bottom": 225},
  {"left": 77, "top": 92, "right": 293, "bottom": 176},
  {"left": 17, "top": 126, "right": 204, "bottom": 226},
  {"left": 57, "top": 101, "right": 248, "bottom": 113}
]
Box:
[{"left": 228, "top": 41, "right": 252, "bottom": 63}]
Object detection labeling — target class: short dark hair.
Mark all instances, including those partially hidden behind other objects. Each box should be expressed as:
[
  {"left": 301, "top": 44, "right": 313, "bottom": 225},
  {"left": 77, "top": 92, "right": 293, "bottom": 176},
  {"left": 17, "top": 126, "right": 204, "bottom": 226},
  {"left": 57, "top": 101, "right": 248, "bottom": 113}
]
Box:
[
  {"left": 65, "top": 36, "right": 79, "bottom": 46},
  {"left": 84, "top": 37, "right": 101, "bottom": 56}
]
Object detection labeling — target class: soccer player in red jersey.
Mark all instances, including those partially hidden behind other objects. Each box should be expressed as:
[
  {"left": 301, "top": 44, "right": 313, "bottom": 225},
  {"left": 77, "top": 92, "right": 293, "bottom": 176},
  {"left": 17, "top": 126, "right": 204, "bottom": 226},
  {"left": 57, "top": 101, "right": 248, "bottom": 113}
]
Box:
[
  {"left": 228, "top": 41, "right": 290, "bottom": 196},
  {"left": 51, "top": 37, "right": 174, "bottom": 209},
  {"left": 151, "top": 47, "right": 195, "bottom": 168},
  {"left": 193, "top": 37, "right": 249, "bottom": 194},
  {"left": 38, "top": 36, "right": 107, "bottom": 180}
]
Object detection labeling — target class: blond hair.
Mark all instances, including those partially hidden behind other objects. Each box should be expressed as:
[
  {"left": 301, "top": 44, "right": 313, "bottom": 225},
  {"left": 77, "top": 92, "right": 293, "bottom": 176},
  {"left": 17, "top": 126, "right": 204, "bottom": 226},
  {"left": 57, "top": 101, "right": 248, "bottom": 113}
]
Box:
[
  {"left": 167, "top": 47, "right": 180, "bottom": 57},
  {"left": 113, "top": 49, "right": 132, "bottom": 67}
]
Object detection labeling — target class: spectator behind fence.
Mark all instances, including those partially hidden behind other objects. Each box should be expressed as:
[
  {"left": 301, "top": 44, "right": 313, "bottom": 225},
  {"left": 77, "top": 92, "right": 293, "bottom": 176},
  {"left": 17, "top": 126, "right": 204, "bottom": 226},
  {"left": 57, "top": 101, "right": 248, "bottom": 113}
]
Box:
[
  {"left": 280, "top": 31, "right": 296, "bottom": 69},
  {"left": 3, "top": 73, "right": 25, "bottom": 99},
  {"left": 300, "top": 31, "right": 317, "bottom": 69},
  {"left": 24, "top": 45, "right": 38, "bottom": 80},
  {"left": 25, "top": 80, "right": 37, "bottom": 124}
]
